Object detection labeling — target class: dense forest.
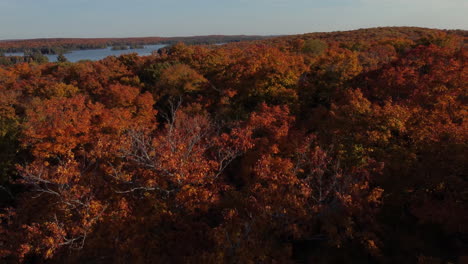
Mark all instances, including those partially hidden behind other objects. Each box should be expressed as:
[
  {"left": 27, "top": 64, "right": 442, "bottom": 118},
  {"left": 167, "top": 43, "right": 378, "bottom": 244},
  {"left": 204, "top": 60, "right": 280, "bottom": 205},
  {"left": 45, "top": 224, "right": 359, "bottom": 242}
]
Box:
[{"left": 0, "top": 27, "right": 466, "bottom": 263}]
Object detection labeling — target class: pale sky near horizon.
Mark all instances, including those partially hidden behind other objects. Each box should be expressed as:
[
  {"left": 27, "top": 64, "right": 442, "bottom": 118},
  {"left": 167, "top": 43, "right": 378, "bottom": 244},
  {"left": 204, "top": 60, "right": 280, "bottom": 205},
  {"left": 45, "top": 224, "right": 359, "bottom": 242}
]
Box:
[{"left": 0, "top": 0, "right": 466, "bottom": 40}]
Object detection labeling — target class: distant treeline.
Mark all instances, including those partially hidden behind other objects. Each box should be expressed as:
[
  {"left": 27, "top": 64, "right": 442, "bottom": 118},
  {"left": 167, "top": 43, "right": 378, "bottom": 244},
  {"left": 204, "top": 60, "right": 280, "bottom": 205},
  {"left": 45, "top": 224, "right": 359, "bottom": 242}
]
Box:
[
  {"left": 0, "top": 51, "right": 49, "bottom": 65},
  {"left": 0, "top": 35, "right": 270, "bottom": 54},
  {"left": 259, "top": 27, "right": 467, "bottom": 51}
]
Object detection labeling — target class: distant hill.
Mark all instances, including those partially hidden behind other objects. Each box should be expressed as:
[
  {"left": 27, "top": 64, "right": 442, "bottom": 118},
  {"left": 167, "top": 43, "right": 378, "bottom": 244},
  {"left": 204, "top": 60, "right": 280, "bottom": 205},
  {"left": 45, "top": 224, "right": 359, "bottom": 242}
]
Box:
[{"left": 255, "top": 26, "right": 467, "bottom": 49}]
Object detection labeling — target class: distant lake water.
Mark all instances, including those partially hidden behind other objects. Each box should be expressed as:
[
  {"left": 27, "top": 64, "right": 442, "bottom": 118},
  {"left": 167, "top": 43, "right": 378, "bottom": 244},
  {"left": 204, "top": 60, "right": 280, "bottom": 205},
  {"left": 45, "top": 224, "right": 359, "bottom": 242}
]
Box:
[{"left": 4, "top": 44, "right": 168, "bottom": 62}]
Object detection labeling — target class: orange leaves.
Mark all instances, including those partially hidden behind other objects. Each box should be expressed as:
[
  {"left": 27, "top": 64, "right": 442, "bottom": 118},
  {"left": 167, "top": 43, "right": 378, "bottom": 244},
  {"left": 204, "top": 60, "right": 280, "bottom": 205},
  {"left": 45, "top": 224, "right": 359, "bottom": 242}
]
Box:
[
  {"left": 363, "top": 45, "right": 467, "bottom": 104},
  {"left": 216, "top": 127, "right": 254, "bottom": 155},
  {"left": 1, "top": 28, "right": 467, "bottom": 263},
  {"left": 2, "top": 62, "right": 160, "bottom": 261},
  {"left": 156, "top": 111, "right": 216, "bottom": 182},
  {"left": 45, "top": 83, "right": 79, "bottom": 98},
  {"left": 245, "top": 130, "right": 385, "bottom": 254},
  {"left": 247, "top": 103, "right": 294, "bottom": 153},
  {"left": 158, "top": 64, "right": 208, "bottom": 96},
  {"left": 106, "top": 84, "right": 141, "bottom": 107},
  {"left": 316, "top": 48, "right": 363, "bottom": 83},
  {"left": 221, "top": 45, "right": 307, "bottom": 106},
  {"left": 22, "top": 95, "right": 96, "bottom": 158},
  {"left": 21, "top": 83, "right": 157, "bottom": 159},
  {"left": 298, "top": 46, "right": 364, "bottom": 108},
  {"left": 367, "top": 187, "right": 384, "bottom": 205},
  {"left": 17, "top": 222, "right": 67, "bottom": 260},
  {"left": 0, "top": 87, "right": 19, "bottom": 121},
  {"left": 112, "top": 105, "right": 254, "bottom": 216}
]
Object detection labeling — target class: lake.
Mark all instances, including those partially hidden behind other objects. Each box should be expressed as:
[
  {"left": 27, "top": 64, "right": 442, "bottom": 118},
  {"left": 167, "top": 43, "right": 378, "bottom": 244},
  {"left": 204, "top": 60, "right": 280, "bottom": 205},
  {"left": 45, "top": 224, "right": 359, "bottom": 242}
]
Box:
[{"left": 4, "top": 44, "right": 168, "bottom": 62}]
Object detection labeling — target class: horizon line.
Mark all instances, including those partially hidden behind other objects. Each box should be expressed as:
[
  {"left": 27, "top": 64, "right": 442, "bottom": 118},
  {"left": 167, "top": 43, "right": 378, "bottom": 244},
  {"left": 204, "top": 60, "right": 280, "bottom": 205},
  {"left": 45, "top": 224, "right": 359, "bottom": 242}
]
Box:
[{"left": 1, "top": 26, "right": 466, "bottom": 42}]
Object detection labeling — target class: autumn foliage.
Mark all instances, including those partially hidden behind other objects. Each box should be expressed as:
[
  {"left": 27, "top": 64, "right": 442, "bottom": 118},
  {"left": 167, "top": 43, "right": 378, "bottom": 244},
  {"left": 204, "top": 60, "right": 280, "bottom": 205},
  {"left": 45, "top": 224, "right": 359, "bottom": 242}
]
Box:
[{"left": 0, "top": 27, "right": 467, "bottom": 263}]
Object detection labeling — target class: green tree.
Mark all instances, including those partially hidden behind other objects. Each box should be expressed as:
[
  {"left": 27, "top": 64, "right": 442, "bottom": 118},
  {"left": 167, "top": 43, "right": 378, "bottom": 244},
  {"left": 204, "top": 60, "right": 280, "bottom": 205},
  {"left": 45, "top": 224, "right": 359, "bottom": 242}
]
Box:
[
  {"left": 26, "top": 51, "right": 49, "bottom": 64},
  {"left": 302, "top": 39, "right": 328, "bottom": 56},
  {"left": 57, "top": 53, "right": 68, "bottom": 63}
]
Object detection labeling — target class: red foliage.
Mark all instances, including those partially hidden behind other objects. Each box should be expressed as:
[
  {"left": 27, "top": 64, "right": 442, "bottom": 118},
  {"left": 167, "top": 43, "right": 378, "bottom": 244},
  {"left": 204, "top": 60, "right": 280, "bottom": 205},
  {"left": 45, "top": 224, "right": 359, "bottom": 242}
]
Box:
[{"left": 0, "top": 27, "right": 466, "bottom": 263}]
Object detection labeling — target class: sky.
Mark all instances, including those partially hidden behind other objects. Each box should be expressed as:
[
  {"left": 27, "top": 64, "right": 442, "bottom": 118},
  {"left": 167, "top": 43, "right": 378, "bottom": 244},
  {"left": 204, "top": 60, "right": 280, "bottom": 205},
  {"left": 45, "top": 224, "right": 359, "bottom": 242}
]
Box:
[{"left": 0, "top": 0, "right": 467, "bottom": 40}]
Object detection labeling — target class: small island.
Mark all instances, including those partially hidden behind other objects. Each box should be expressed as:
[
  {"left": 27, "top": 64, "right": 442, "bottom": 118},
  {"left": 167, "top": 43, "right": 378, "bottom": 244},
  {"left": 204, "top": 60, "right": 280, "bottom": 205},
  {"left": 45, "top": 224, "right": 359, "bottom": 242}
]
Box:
[
  {"left": 111, "top": 45, "right": 129, "bottom": 50},
  {"left": 129, "top": 44, "right": 144, "bottom": 49}
]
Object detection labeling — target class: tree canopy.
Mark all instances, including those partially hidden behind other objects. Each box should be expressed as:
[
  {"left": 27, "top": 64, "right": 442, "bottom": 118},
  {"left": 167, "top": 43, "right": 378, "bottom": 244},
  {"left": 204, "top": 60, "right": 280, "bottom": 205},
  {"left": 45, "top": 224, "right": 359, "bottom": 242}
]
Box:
[{"left": 0, "top": 27, "right": 467, "bottom": 263}]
